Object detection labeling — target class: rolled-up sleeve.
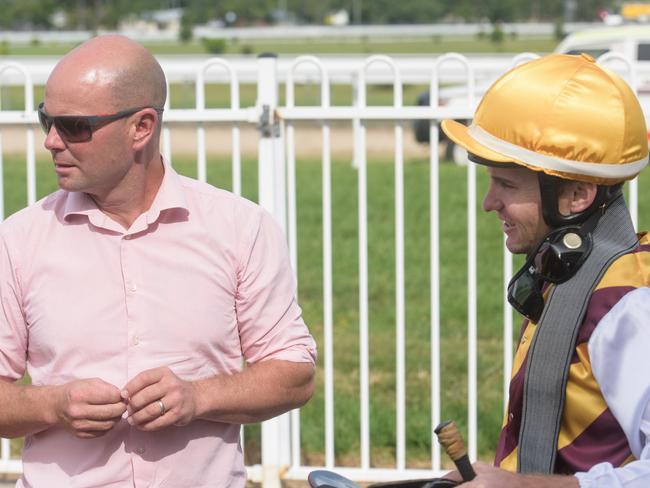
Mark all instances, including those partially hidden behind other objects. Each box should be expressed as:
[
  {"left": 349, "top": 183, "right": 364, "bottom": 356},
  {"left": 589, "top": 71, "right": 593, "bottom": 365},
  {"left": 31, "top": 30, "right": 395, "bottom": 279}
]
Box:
[
  {"left": 0, "top": 231, "right": 27, "bottom": 381},
  {"left": 235, "top": 209, "right": 316, "bottom": 365}
]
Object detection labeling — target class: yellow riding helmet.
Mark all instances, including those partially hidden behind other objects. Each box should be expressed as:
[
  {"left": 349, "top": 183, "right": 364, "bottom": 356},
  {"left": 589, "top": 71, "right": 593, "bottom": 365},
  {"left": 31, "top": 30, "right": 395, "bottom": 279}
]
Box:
[{"left": 441, "top": 53, "right": 649, "bottom": 185}]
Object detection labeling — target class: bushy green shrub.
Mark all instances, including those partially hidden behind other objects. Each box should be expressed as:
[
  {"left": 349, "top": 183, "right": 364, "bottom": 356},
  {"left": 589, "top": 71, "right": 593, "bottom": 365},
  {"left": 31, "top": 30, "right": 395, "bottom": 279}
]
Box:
[
  {"left": 202, "top": 38, "right": 227, "bottom": 54},
  {"left": 490, "top": 24, "right": 504, "bottom": 44}
]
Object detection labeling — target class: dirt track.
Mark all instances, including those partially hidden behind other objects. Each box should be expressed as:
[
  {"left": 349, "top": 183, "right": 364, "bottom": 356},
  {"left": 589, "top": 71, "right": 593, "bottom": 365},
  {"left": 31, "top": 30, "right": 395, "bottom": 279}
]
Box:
[{"left": 2, "top": 123, "right": 432, "bottom": 159}]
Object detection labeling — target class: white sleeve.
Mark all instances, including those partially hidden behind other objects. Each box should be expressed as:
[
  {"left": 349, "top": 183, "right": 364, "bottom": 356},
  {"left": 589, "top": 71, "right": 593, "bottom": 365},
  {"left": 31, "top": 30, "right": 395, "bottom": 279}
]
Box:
[{"left": 575, "top": 287, "right": 650, "bottom": 488}]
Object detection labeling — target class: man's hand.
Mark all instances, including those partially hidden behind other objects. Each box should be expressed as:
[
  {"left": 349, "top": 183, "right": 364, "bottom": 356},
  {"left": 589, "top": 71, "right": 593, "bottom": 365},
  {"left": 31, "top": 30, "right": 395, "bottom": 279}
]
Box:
[
  {"left": 122, "top": 367, "right": 198, "bottom": 431},
  {"left": 455, "top": 462, "right": 579, "bottom": 487},
  {"left": 122, "top": 360, "right": 314, "bottom": 429},
  {"left": 53, "top": 378, "right": 127, "bottom": 439},
  {"left": 457, "top": 463, "right": 518, "bottom": 486}
]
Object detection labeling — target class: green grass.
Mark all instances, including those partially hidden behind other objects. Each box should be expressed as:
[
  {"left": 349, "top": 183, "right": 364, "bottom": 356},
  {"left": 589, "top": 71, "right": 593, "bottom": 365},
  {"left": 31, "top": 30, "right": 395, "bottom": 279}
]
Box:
[
  {"left": 1, "top": 36, "right": 558, "bottom": 57},
  {"left": 6, "top": 155, "right": 650, "bottom": 469}
]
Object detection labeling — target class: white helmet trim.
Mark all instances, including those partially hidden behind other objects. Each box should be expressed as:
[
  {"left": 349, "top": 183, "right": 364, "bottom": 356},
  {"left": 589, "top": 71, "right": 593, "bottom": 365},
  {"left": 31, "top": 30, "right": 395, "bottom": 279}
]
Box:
[{"left": 468, "top": 124, "right": 649, "bottom": 178}]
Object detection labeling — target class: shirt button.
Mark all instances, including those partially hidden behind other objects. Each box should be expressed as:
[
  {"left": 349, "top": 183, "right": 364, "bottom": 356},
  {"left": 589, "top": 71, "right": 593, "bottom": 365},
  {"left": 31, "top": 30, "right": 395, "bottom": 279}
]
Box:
[
  {"left": 124, "top": 235, "right": 132, "bottom": 240},
  {"left": 132, "top": 335, "right": 140, "bottom": 346},
  {"left": 128, "top": 282, "right": 137, "bottom": 292},
  {"left": 136, "top": 447, "right": 145, "bottom": 455}
]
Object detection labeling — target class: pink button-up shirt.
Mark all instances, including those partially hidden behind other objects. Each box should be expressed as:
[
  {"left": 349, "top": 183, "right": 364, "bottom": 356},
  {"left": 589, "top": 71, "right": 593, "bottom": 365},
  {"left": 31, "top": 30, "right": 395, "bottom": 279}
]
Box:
[{"left": 0, "top": 162, "right": 316, "bottom": 487}]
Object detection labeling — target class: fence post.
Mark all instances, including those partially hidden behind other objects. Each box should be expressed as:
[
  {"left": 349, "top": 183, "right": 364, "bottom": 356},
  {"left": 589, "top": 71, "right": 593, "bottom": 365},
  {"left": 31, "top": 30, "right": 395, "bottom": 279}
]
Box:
[{"left": 256, "top": 52, "right": 291, "bottom": 488}]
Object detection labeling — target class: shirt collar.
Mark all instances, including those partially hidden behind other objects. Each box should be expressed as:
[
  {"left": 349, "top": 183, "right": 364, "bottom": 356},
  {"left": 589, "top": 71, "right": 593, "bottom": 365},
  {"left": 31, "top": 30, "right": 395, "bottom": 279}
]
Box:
[{"left": 62, "top": 157, "right": 189, "bottom": 232}]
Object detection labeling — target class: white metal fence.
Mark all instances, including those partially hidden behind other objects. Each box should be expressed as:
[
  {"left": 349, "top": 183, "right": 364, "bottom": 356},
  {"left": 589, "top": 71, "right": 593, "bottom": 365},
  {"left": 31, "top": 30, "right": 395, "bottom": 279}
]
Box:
[{"left": 0, "top": 52, "right": 644, "bottom": 486}]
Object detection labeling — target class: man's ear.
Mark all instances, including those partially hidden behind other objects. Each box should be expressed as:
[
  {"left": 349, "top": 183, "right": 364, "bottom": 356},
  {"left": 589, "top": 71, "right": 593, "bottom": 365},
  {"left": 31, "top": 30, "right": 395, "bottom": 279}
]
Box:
[
  {"left": 132, "top": 109, "right": 158, "bottom": 150},
  {"left": 559, "top": 180, "right": 598, "bottom": 215}
]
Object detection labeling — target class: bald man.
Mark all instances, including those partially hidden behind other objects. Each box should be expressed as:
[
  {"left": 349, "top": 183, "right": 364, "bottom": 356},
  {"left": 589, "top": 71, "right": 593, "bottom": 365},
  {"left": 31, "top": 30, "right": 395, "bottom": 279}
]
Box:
[{"left": 0, "top": 35, "right": 316, "bottom": 487}]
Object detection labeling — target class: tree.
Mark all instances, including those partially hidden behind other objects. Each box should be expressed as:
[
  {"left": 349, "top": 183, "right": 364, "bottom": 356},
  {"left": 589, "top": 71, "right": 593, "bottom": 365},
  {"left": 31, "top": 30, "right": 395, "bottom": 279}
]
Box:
[{"left": 0, "top": 0, "right": 625, "bottom": 30}]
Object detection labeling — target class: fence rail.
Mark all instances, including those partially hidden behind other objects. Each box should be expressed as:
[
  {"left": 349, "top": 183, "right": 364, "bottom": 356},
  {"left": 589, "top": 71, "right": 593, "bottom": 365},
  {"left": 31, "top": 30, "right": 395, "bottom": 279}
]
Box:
[{"left": 0, "top": 52, "right": 644, "bottom": 486}]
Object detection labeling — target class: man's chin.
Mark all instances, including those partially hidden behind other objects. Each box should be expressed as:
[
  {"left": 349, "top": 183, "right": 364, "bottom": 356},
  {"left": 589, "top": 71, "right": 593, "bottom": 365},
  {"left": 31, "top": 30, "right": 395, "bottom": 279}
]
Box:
[
  {"left": 505, "top": 238, "right": 531, "bottom": 256},
  {"left": 57, "top": 177, "right": 85, "bottom": 193}
]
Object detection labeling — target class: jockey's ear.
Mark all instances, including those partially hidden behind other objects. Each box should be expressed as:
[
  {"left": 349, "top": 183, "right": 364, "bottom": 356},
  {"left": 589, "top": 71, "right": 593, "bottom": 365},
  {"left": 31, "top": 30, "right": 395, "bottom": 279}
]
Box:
[{"left": 557, "top": 180, "right": 598, "bottom": 217}]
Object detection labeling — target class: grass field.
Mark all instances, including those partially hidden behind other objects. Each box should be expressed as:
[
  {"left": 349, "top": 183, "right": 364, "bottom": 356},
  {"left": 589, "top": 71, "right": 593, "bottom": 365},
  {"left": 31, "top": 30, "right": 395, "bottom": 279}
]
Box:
[
  {"left": 6, "top": 154, "right": 650, "bottom": 468},
  {"left": 1, "top": 36, "right": 559, "bottom": 57}
]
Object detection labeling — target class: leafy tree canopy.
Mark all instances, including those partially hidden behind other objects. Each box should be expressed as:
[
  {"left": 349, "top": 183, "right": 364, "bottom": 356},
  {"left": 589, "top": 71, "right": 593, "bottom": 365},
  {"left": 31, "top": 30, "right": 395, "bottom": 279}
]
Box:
[{"left": 0, "top": 0, "right": 619, "bottom": 30}]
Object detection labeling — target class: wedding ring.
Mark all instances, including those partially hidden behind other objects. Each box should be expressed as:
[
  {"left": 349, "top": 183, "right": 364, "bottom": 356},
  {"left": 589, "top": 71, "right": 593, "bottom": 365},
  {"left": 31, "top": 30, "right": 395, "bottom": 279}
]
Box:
[{"left": 157, "top": 399, "right": 166, "bottom": 416}]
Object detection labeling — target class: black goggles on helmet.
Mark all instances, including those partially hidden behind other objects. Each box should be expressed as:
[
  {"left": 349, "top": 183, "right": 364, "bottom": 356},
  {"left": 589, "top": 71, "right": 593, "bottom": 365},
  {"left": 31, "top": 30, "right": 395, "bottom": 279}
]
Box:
[
  {"left": 38, "top": 103, "right": 162, "bottom": 143},
  {"left": 507, "top": 225, "right": 593, "bottom": 323}
]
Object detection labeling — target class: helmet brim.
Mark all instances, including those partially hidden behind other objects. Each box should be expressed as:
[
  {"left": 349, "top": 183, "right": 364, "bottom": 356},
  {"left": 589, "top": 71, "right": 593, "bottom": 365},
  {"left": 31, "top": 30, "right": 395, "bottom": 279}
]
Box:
[
  {"left": 441, "top": 119, "right": 515, "bottom": 166},
  {"left": 440, "top": 119, "right": 635, "bottom": 184}
]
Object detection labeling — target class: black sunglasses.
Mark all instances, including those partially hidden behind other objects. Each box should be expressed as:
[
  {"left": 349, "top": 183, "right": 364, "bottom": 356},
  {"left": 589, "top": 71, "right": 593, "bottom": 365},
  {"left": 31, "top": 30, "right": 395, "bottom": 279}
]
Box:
[
  {"left": 507, "top": 226, "right": 593, "bottom": 323},
  {"left": 38, "top": 103, "right": 162, "bottom": 143}
]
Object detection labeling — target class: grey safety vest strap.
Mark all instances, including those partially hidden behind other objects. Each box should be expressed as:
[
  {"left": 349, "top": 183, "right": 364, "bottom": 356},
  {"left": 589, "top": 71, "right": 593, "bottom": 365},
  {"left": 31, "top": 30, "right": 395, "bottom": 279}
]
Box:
[{"left": 517, "top": 195, "right": 638, "bottom": 474}]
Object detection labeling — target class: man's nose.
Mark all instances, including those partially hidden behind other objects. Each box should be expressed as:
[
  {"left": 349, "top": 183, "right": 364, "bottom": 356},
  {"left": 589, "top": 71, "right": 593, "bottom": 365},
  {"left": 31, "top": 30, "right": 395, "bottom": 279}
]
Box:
[
  {"left": 482, "top": 186, "right": 500, "bottom": 212},
  {"left": 43, "top": 124, "right": 65, "bottom": 151}
]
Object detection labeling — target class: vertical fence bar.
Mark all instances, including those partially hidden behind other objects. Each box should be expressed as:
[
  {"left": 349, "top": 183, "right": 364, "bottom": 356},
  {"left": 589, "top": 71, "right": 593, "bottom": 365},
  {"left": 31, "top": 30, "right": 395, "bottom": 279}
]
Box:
[
  {"left": 231, "top": 79, "right": 242, "bottom": 197},
  {"left": 630, "top": 178, "right": 639, "bottom": 230},
  {"left": 628, "top": 59, "right": 639, "bottom": 229},
  {"left": 395, "top": 131, "right": 406, "bottom": 470},
  {"left": 357, "top": 55, "right": 407, "bottom": 471},
  {"left": 198, "top": 59, "right": 241, "bottom": 194},
  {"left": 24, "top": 72, "right": 35, "bottom": 205},
  {"left": 0, "top": 63, "right": 34, "bottom": 219},
  {"left": 429, "top": 121, "right": 441, "bottom": 472},
  {"left": 26, "top": 126, "right": 35, "bottom": 205},
  {"left": 195, "top": 69, "right": 207, "bottom": 183},
  {"left": 161, "top": 80, "right": 172, "bottom": 165},
  {"left": 364, "top": 55, "right": 407, "bottom": 470},
  {"left": 285, "top": 63, "right": 300, "bottom": 471},
  {"left": 286, "top": 56, "right": 335, "bottom": 469},
  {"left": 257, "top": 53, "right": 290, "bottom": 488},
  {"left": 0, "top": 63, "right": 36, "bottom": 206},
  {"left": 356, "top": 61, "right": 370, "bottom": 472},
  {"left": 322, "top": 114, "right": 334, "bottom": 469},
  {"left": 429, "top": 64, "right": 442, "bottom": 472},
  {"left": 628, "top": 66, "right": 638, "bottom": 228},
  {"left": 0, "top": 439, "right": 11, "bottom": 471},
  {"left": 465, "top": 58, "right": 478, "bottom": 461},
  {"left": 240, "top": 425, "right": 246, "bottom": 464},
  {"left": 1, "top": 438, "right": 9, "bottom": 464},
  {"left": 430, "top": 53, "right": 476, "bottom": 467},
  {"left": 257, "top": 53, "right": 280, "bottom": 217},
  {"left": 273, "top": 121, "right": 287, "bottom": 234},
  {"left": 391, "top": 65, "right": 406, "bottom": 472},
  {"left": 467, "top": 161, "right": 477, "bottom": 461},
  {"left": 503, "top": 243, "right": 513, "bottom": 414},
  {"left": 352, "top": 73, "right": 360, "bottom": 169}
]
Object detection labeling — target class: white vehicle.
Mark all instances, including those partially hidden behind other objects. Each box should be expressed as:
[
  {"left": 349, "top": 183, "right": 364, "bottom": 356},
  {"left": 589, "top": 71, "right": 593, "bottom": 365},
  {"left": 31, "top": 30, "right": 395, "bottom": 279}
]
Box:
[{"left": 555, "top": 24, "right": 650, "bottom": 62}]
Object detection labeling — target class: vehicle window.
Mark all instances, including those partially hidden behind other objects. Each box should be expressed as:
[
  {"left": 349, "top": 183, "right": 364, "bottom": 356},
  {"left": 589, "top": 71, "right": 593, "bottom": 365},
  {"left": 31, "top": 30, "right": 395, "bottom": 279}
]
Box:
[
  {"left": 564, "top": 48, "right": 610, "bottom": 58},
  {"left": 638, "top": 43, "right": 650, "bottom": 60}
]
